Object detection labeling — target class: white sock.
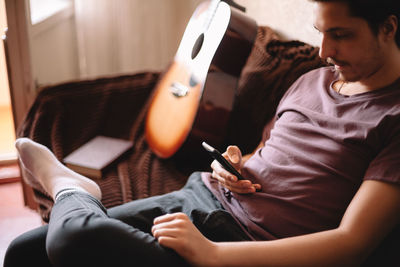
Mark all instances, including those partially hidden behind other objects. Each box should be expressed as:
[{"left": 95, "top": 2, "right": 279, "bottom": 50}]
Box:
[{"left": 16, "top": 138, "right": 102, "bottom": 201}]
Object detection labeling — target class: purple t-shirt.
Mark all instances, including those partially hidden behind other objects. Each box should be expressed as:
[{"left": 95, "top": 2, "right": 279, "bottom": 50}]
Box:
[{"left": 202, "top": 66, "right": 400, "bottom": 241}]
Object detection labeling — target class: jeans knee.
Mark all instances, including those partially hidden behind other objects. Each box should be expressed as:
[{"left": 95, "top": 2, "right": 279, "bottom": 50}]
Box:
[
  {"left": 4, "top": 235, "right": 26, "bottom": 267},
  {"left": 46, "top": 217, "right": 126, "bottom": 266},
  {"left": 4, "top": 226, "right": 50, "bottom": 267}
]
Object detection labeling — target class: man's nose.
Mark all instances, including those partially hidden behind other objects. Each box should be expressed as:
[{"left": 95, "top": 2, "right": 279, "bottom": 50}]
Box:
[{"left": 319, "top": 35, "right": 336, "bottom": 60}]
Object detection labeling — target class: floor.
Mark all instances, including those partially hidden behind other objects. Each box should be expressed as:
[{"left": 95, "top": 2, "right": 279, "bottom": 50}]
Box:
[
  {"left": 0, "top": 104, "right": 43, "bottom": 266},
  {"left": 0, "top": 181, "right": 43, "bottom": 266}
]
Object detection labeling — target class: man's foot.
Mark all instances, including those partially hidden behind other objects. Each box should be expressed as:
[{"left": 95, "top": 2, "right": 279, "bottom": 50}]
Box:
[{"left": 16, "top": 138, "right": 102, "bottom": 201}]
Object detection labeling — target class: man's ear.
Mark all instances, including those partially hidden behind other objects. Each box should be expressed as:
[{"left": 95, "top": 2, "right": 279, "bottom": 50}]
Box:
[{"left": 381, "top": 15, "right": 398, "bottom": 41}]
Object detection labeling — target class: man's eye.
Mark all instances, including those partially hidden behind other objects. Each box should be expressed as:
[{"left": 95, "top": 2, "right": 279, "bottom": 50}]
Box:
[{"left": 331, "top": 32, "right": 352, "bottom": 40}]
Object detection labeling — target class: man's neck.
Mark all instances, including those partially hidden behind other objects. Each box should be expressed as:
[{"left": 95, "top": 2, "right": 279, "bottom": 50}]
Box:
[{"left": 343, "top": 46, "right": 400, "bottom": 95}]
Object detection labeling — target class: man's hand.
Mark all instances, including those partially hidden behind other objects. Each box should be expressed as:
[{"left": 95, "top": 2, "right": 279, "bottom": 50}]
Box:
[
  {"left": 152, "top": 213, "right": 218, "bottom": 267},
  {"left": 210, "top": 145, "right": 261, "bottom": 194}
]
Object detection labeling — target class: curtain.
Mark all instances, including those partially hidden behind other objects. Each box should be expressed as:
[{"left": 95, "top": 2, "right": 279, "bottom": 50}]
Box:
[{"left": 74, "top": 0, "right": 202, "bottom": 78}]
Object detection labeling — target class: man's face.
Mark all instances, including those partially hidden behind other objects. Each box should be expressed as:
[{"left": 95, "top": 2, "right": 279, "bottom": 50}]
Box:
[{"left": 313, "top": 2, "right": 386, "bottom": 82}]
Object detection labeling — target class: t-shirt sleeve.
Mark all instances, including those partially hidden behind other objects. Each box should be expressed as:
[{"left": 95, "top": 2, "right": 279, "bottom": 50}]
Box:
[{"left": 364, "top": 127, "right": 400, "bottom": 185}]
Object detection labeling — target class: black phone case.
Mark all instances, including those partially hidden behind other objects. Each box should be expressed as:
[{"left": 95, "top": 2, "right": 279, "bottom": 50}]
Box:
[{"left": 202, "top": 142, "right": 245, "bottom": 180}]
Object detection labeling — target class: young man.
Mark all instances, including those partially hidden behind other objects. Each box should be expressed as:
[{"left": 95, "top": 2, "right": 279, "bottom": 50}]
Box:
[{"left": 5, "top": 0, "right": 400, "bottom": 266}]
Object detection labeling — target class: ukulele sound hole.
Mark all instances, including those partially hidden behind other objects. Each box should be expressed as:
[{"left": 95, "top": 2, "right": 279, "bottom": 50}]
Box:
[{"left": 170, "top": 82, "right": 189, "bottom": 97}]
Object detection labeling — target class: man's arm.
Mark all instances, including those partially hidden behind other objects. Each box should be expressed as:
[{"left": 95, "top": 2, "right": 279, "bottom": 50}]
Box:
[
  {"left": 213, "top": 179, "right": 400, "bottom": 267},
  {"left": 152, "top": 179, "right": 400, "bottom": 267}
]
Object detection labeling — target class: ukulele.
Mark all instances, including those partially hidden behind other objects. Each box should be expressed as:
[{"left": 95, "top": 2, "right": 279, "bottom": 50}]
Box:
[{"left": 145, "top": 0, "right": 257, "bottom": 158}]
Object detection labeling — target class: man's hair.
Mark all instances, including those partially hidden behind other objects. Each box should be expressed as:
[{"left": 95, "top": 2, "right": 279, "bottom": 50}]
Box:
[{"left": 311, "top": 0, "right": 400, "bottom": 47}]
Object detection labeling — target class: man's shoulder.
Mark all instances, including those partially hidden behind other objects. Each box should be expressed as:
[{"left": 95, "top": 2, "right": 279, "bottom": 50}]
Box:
[{"left": 289, "top": 66, "right": 337, "bottom": 90}]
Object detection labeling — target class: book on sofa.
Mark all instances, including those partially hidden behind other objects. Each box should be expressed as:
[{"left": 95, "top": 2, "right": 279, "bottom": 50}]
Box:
[{"left": 63, "top": 136, "right": 133, "bottom": 179}]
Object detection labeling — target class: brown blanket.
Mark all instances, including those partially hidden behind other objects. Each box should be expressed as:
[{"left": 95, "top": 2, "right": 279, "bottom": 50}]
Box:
[{"left": 18, "top": 26, "right": 325, "bottom": 221}]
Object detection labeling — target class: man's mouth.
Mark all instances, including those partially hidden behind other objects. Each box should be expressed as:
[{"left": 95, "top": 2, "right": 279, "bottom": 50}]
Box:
[
  {"left": 327, "top": 58, "right": 348, "bottom": 71},
  {"left": 334, "top": 64, "right": 346, "bottom": 71}
]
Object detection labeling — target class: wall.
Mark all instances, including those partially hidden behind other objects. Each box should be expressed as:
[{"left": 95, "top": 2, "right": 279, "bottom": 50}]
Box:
[
  {"left": 28, "top": 0, "right": 202, "bottom": 85},
  {"left": 28, "top": 3, "right": 80, "bottom": 87},
  {"left": 237, "top": 0, "right": 321, "bottom": 46},
  {"left": 71, "top": 0, "right": 322, "bottom": 80},
  {"left": 74, "top": 0, "right": 202, "bottom": 79},
  {"left": 27, "top": 0, "right": 322, "bottom": 88}
]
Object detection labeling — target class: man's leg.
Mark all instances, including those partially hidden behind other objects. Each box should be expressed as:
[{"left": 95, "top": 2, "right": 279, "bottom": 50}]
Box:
[
  {"left": 45, "top": 191, "right": 188, "bottom": 267},
  {"left": 108, "top": 172, "right": 251, "bottom": 243},
  {"left": 4, "top": 172, "right": 250, "bottom": 267},
  {"left": 4, "top": 225, "right": 52, "bottom": 267},
  {"left": 46, "top": 172, "right": 249, "bottom": 266},
  {"left": 5, "top": 138, "right": 250, "bottom": 266},
  {"left": 10, "top": 138, "right": 188, "bottom": 267}
]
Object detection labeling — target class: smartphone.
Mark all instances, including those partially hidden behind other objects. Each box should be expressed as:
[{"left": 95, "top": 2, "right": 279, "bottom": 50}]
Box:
[{"left": 202, "top": 141, "right": 246, "bottom": 180}]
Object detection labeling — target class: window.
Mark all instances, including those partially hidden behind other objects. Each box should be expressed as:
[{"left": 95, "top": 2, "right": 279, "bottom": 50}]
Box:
[{"left": 29, "top": 0, "right": 72, "bottom": 25}]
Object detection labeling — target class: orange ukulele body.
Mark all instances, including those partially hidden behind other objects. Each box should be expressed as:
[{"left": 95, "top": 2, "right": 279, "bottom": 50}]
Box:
[{"left": 145, "top": 0, "right": 257, "bottom": 158}]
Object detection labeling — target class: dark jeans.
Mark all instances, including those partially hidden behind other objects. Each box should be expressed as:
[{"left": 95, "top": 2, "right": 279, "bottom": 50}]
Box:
[{"left": 4, "top": 172, "right": 250, "bottom": 267}]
